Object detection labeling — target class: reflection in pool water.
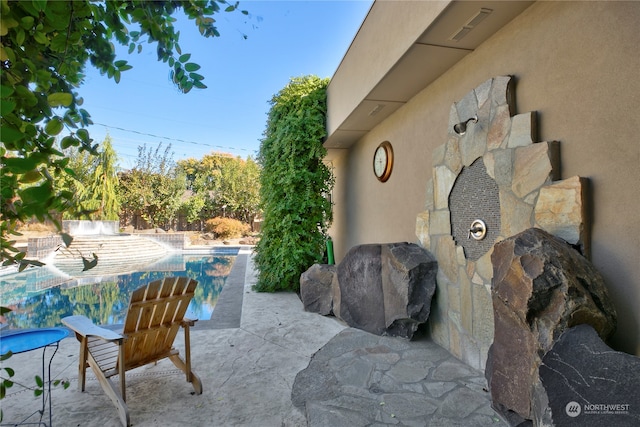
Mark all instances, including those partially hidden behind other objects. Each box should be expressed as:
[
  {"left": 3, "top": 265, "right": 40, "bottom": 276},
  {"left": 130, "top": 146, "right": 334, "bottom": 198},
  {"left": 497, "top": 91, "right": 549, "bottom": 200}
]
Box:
[{"left": 0, "top": 253, "right": 236, "bottom": 330}]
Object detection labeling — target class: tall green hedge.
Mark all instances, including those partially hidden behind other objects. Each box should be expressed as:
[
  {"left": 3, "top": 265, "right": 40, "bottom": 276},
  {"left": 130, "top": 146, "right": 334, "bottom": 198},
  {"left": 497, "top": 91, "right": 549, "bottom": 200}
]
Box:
[{"left": 254, "top": 76, "right": 334, "bottom": 292}]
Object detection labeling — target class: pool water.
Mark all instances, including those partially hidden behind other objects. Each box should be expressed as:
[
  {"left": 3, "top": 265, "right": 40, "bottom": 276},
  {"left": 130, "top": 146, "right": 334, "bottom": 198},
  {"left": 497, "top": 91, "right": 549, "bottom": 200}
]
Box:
[{"left": 0, "top": 253, "right": 236, "bottom": 330}]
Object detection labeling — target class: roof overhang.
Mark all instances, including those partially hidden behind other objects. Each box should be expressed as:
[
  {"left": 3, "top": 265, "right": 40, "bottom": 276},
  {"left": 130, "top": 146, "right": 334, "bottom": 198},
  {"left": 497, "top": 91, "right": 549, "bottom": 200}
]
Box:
[{"left": 324, "top": 0, "right": 534, "bottom": 149}]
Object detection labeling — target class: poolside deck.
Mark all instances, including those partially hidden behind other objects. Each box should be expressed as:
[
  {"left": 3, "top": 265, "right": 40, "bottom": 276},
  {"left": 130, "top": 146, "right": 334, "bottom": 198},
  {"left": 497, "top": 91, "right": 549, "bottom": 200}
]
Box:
[{"left": 1, "top": 252, "right": 506, "bottom": 426}]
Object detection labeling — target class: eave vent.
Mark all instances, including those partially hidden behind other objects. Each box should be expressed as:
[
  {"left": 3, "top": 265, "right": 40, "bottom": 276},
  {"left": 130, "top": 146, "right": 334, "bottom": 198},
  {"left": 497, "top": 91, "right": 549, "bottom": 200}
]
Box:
[
  {"left": 449, "top": 8, "right": 493, "bottom": 42},
  {"left": 369, "top": 104, "right": 386, "bottom": 117}
]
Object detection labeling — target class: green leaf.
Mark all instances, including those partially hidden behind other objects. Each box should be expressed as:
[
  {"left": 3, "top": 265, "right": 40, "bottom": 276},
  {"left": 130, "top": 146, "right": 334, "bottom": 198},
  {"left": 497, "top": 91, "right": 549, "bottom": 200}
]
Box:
[
  {"left": 4, "top": 368, "right": 14, "bottom": 377},
  {"left": 0, "top": 307, "right": 11, "bottom": 315},
  {"left": 0, "top": 126, "right": 25, "bottom": 143},
  {"left": 193, "top": 80, "right": 207, "bottom": 89},
  {"left": 3, "top": 156, "right": 38, "bottom": 173},
  {"left": 34, "top": 389, "right": 43, "bottom": 397},
  {"left": 0, "top": 17, "right": 19, "bottom": 37},
  {"left": 0, "top": 351, "right": 12, "bottom": 362},
  {"left": 33, "top": 0, "right": 47, "bottom": 12},
  {"left": 47, "top": 92, "right": 73, "bottom": 107},
  {"left": 76, "top": 128, "right": 89, "bottom": 142},
  {"left": 0, "top": 99, "right": 15, "bottom": 115},
  {"left": 19, "top": 170, "right": 42, "bottom": 184},
  {"left": 45, "top": 118, "right": 64, "bottom": 135},
  {"left": 0, "top": 85, "right": 14, "bottom": 98},
  {"left": 61, "top": 233, "right": 73, "bottom": 247},
  {"left": 50, "top": 32, "right": 68, "bottom": 52},
  {"left": 82, "top": 253, "right": 98, "bottom": 271},
  {"left": 19, "top": 183, "right": 52, "bottom": 204},
  {"left": 35, "top": 375, "right": 43, "bottom": 387},
  {"left": 16, "top": 29, "right": 25, "bottom": 46},
  {"left": 61, "top": 135, "right": 77, "bottom": 149},
  {"left": 184, "top": 62, "right": 200, "bottom": 72},
  {"left": 178, "top": 53, "right": 191, "bottom": 63},
  {"left": 33, "top": 31, "right": 48, "bottom": 45},
  {"left": 20, "top": 16, "right": 34, "bottom": 29}
]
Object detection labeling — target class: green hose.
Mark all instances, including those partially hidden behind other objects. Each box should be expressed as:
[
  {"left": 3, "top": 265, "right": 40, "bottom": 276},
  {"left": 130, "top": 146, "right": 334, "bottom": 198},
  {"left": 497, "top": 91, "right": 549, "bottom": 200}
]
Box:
[{"left": 326, "top": 237, "right": 335, "bottom": 265}]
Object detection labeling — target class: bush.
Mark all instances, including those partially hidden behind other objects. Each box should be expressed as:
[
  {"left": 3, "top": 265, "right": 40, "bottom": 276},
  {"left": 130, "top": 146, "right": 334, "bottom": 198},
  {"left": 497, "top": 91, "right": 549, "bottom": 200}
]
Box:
[
  {"left": 204, "top": 217, "right": 250, "bottom": 240},
  {"left": 254, "top": 76, "right": 334, "bottom": 292}
]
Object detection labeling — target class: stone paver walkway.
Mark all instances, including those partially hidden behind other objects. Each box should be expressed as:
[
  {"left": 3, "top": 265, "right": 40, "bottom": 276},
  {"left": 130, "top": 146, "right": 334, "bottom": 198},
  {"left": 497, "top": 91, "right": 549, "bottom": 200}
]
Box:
[{"left": 293, "top": 328, "right": 507, "bottom": 427}]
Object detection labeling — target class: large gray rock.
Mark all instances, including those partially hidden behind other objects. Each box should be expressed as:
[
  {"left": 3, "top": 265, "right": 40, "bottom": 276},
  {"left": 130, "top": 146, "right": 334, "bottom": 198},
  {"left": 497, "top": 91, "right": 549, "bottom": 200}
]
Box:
[
  {"left": 486, "top": 228, "right": 617, "bottom": 423},
  {"left": 537, "top": 324, "right": 640, "bottom": 426},
  {"left": 300, "top": 264, "right": 336, "bottom": 315},
  {"left": 333, "top": 242, "right": 437, "bottom": 339}
]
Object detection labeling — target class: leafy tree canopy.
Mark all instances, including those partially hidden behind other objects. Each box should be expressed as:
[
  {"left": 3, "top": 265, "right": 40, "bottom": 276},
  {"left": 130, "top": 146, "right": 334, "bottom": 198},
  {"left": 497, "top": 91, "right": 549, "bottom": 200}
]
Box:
[
  {"left": 118, "top": 143, "right": 184, "bottom": 230},
  {"left": 0, "top": 0, "right": 247, "bottom": 269},
  {"left": 176, "top": 152, "right": 261, "bottom": 228}
]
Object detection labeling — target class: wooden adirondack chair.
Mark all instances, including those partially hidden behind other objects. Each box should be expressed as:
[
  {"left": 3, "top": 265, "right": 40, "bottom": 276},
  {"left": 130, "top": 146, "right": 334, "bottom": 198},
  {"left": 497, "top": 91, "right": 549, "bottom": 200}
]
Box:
[{"left": 62, "top": 276, "right": 203, "bottom": 427}]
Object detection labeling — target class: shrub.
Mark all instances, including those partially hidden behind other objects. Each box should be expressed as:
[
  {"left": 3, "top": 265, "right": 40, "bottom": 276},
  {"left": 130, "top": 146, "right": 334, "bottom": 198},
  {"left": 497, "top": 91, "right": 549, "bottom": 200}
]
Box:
[
  {"left": 204, "top": 217, "right": 250, "bottom": 240},
  {"left": 254, "top": 76, "right": 333, "bottom": 292}
]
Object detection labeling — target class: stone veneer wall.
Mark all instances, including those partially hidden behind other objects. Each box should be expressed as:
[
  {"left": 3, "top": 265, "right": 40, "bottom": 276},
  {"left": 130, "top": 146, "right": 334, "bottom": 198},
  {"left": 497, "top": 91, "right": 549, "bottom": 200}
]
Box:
[{"left": 415, "top": 76, "right": 589, "bottom": 370}]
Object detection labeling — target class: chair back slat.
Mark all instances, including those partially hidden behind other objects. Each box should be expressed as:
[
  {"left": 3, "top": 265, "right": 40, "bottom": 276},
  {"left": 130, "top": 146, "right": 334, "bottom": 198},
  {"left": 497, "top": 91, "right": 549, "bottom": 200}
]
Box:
[{"left": 120, "top": 277, "right": 198, "bottom": 369}]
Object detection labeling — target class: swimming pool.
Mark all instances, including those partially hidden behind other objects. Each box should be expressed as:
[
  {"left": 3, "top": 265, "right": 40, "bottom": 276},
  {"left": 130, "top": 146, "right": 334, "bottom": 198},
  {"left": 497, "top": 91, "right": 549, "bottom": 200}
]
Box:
[{"left": 0, "top": 251, "right": 238, "bottom": 330}]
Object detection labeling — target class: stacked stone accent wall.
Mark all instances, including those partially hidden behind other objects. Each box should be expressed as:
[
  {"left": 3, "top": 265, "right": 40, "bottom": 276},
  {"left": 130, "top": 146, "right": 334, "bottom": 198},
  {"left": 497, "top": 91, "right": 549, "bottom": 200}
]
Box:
[{"left": 415, "top": 76, "right": 589, "bottom": 370}]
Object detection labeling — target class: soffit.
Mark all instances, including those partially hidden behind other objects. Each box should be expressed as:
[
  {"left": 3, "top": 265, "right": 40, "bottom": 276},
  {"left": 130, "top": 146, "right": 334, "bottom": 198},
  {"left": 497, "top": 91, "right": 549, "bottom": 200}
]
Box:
[{"left": 325, "top": 0, "right": 534, "bottom": 149}]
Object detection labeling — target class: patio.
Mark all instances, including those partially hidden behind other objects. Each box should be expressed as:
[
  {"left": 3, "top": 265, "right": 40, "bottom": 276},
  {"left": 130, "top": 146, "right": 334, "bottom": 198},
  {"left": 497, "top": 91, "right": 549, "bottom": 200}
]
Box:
[{"left": 1, "top": 254, "right": 504, "bottom": 426}]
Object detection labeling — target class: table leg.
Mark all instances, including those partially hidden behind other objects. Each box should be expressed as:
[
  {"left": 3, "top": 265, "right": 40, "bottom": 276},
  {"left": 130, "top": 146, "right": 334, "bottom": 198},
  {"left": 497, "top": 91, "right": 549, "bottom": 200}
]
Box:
[{"left": 45, "top": 342, "right": 60, "bottom": 427}]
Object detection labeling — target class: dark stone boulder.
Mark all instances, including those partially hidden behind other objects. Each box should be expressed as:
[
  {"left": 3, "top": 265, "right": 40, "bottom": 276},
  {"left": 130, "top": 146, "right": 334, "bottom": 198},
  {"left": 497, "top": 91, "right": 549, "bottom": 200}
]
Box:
[
  {"left": 537, "top": 324, "right": 640, "bottom": 426},
  {"left": 486, "top": 228, "right": 617, "bottom": 423},
  {"left": 300, "top": 264, "right": 336, "bottom": 316},
  {"left": 335, "top": 244, "right": 385, "bottom": 334},
  {"left": 333, "top": 242, "right": 437, "bottom": 339}
]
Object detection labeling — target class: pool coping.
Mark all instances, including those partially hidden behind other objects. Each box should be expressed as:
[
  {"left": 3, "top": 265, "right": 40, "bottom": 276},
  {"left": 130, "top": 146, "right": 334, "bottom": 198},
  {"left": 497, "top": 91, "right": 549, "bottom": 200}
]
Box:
[{"left": 195, "top": 251, "right": 251, "bottom": 330}]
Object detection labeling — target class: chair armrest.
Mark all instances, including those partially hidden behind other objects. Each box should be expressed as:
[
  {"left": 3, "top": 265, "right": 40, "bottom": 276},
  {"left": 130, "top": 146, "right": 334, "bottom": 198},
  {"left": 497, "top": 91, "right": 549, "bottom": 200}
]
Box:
[
  {"left": 62, "top": 315, "right": 123, "bottom": 342},
  {"left": 181, "top": 317, "right": 198, "bottom": 328}
]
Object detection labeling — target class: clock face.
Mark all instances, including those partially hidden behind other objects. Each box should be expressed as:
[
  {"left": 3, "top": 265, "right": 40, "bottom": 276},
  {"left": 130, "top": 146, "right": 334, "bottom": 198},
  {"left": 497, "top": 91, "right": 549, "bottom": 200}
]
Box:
[{"left": 373, "top": 141, "right": 393, "bottom": 182}]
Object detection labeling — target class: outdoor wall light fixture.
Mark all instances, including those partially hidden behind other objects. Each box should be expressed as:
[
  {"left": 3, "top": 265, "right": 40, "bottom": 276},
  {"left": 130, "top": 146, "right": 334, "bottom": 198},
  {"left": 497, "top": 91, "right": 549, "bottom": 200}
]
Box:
[{"left": 453, "top": 116, "right": 478, "bottom": 135}]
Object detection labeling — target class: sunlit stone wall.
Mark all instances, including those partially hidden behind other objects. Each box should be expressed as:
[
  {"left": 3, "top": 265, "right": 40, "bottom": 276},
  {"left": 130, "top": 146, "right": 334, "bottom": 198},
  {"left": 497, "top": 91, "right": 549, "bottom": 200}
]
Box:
[{"left": 416, "top": 76, "right": 589, "bottom": 370}]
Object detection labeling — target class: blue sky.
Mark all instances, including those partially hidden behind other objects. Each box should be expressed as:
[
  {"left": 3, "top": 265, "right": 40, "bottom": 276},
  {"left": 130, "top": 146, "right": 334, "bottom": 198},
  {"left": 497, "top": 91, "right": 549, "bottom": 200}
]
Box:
[{"left": 78, "top": 1, "right": 373, "bottom": 168}]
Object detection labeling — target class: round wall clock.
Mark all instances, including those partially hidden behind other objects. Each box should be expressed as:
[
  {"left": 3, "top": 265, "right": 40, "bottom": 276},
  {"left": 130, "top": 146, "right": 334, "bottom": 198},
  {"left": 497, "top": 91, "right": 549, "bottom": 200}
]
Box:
[{"left": 373, "top": 141, "right": 393, "bottom": 182}]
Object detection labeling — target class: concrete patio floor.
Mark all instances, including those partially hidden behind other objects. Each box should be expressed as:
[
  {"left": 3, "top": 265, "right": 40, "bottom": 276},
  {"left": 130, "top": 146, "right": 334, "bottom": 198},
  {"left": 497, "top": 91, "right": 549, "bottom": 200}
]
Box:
[{"left": 1, "top": 252, "right": 507, "bottom": 427}]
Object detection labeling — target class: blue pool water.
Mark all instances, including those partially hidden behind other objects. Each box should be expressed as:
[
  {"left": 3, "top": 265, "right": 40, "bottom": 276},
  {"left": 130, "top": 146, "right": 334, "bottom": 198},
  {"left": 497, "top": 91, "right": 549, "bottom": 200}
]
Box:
[{"left": 0, "top": 252, "right": 237, "bottom": 330}]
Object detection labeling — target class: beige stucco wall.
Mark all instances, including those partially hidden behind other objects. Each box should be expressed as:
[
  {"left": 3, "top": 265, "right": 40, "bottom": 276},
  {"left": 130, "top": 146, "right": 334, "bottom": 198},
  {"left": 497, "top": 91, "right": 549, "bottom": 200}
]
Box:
[
  {"left": 326, "top": 1, "right": 449, "bottom": 135},
  {"left": 327, "top": 1, "right": 640, "bottom": 355}
]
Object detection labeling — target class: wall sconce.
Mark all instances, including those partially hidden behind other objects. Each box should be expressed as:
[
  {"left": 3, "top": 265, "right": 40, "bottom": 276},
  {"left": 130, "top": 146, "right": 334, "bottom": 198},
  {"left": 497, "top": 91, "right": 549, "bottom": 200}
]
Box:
[{"left": 453, "top": 116, "right": 478, "bottom": 135}]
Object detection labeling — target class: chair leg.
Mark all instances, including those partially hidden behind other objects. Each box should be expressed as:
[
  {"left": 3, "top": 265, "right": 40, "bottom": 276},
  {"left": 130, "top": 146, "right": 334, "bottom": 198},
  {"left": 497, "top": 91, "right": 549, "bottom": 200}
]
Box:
[
  {"left": 169, "top": 353, "right": 203, "bottom": 395},
  {"left": 86, "top": 353, "right": 131, "bottom": 427},
  {"left": 78, "top": 336, "right": 88, "bottom": 392},
  {"left": 179, "top": 323, "right": 202, "bottom": 394}
]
